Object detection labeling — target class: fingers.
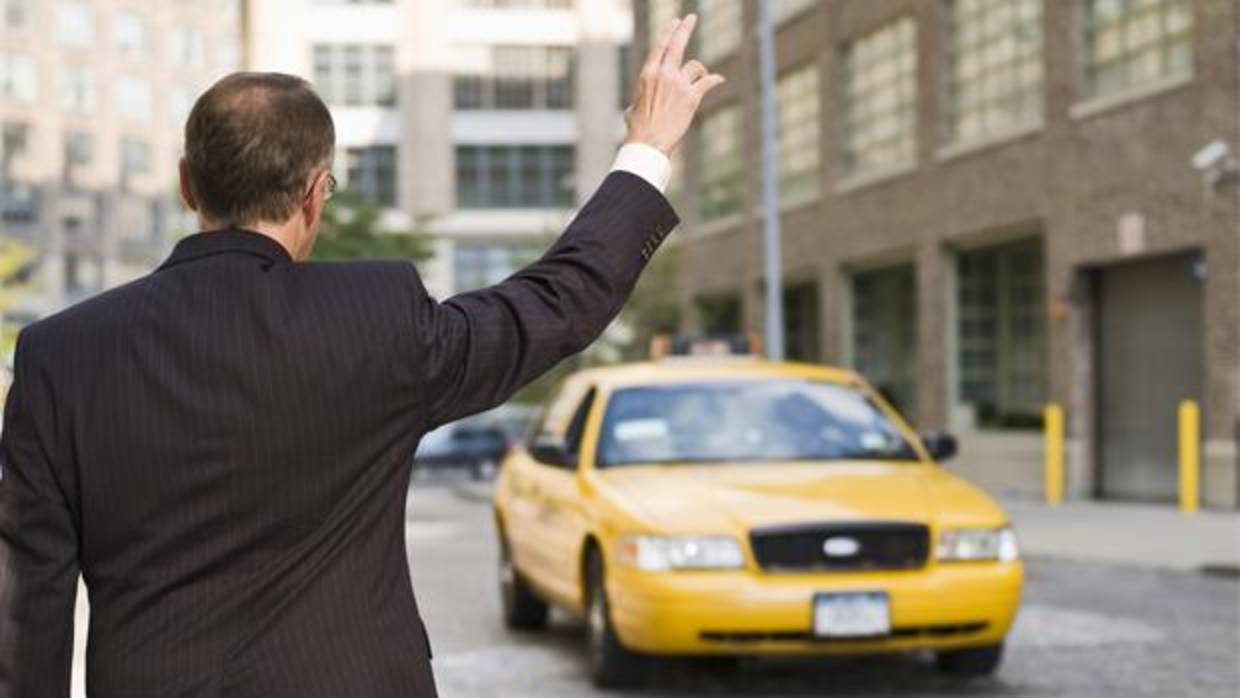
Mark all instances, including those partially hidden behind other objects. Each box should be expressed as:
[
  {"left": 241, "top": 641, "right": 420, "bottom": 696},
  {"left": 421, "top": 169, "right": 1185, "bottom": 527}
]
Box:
[
  {"left": 643, "top": 17, "right": 680, "bottom": 73},
  {"left": 662, "top": 13, "right": 698, "bottom": 69},
  {"left": 682, "top": 59, "right": 707, "bottom": 83},
  {"left": 692, "top": 73, "right": 727, "bottom": 99}
]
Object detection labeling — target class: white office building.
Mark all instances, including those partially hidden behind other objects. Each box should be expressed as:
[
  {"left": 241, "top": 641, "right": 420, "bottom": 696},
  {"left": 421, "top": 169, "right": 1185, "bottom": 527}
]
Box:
[{"left": 245, "top": 0, "right": 634, "bottom": 298}]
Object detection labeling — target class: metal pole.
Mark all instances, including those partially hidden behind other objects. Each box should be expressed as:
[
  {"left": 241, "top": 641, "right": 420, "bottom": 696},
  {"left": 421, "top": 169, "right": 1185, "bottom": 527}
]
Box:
[{"left": 756, "top": 0, "right": 785, "bottom": 360}]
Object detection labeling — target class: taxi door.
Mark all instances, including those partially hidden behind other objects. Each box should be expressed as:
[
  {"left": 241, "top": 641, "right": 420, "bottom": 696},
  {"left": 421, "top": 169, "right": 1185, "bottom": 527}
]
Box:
[
  {"left": 531, "top": 388, "right": 596, "bottom": 610},
  {"left": 508, "top": 380, "right": 588, "bottom": 601}
]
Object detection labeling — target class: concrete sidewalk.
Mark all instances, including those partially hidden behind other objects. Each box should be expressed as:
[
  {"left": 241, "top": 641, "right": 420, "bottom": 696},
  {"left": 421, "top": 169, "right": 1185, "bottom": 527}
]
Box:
[{"left": 1003, "top": 497, "right": 1240, "bottom": 574}]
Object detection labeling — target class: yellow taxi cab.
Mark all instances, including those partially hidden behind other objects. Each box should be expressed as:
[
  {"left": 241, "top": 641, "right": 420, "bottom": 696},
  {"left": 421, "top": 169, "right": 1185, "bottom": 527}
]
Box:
[{"left": 493, "top": 344, "right": 1023, "bottom": 687}]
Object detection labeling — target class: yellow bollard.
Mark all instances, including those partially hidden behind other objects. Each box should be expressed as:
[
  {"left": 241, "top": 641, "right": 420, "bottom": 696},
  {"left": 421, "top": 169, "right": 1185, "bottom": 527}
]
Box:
[
  {"left": 1178, "top": 400, "right": 1200, "bottom": 514},
  {"left": 1044, "top": 404, "right": 1064, "bottom": 506}
]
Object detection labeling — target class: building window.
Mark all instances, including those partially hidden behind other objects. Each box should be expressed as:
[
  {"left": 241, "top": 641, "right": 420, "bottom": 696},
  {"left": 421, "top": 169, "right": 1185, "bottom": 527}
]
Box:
[
  {"left": 171, "top": 88, "right": 194, "bottom": 127},
  {"left": 343, "top": 145, "right": 398, "bottom": 207},
  {"left": 0, "top": 181, "right": 38, "bottom": 222},
  {"left": 455, "top": 145, "right": 575, "bottom": 209},
  {"left": 114, "top": 76, "right": 153, "bottom": 122},
  {"left": 1082, "top": 0, "right": 1193, "bottom": 101},
  {"left": 64, "top": 131, "right": 94, "bottom": 169},
  {"left": 112, "top": 12, "right": 148, "bottom": 56},
  {"left": 120, "top": 138, "right": 151, "bottom": 179},
  {"left": 776, "top": 63, "right": 821, "bottom": 203},
  {"left": 0, "top": 52, "right": 36, "bottom": 103},
  {"left": 697, "top": 0, "right": 743, "bottom": 64},
  {"left": 956, "top": 238, "right": 1045, "bottom": 429},
  {"left": 56, "top": 2, "right": 94, "bottom": 48},
  {"left": 695, "top": 294, "right": 742, "bottom": 334},
  {"left": 3, "top": 0, "right": 30, "bottom": 31},
  {"left": 842, "top": 17, "right": 917, "bottom": 179},
  {"left": 453, "top": 46, "right": 574, "bottom": 110},
  {"left": 170, "top": 27, "right": 205, "bottom": 69},
  {"left": 783, "top": 283, "right": 820, "bottom": 362},
  {"left": 59, "top": 65, "right": 96, "bottom": 111},
  {"left": 945, "top": 0, "right": 1043, "bottom": 145},
  {"left": 1, "top": 122, "right": 30, "bottom": 164},
  {"left": 774, "top": 0, "right": 817, "bottom": 24},
  {"left": 851, "top": 264, "right": 918, "bottom": 418},
  {"left": 313, "top": 44, "right": 397, "bottom": 107},
  {"left": 452, "top": 241, "right": 542, "bottom": 292},
  {"left": 698, "top": 105, "right": 743, "bottom": 221}
]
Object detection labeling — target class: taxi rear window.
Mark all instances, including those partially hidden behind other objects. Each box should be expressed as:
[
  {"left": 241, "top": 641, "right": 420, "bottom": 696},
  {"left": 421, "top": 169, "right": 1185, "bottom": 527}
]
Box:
[{"left": 596, "top": 380, "right": 916, "bottom": 468}]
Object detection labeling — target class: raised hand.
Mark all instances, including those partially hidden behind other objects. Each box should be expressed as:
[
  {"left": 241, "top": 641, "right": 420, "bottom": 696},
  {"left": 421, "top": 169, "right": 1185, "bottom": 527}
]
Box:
[{"left": 624, "top": 14, "right": 726, "bottom": 156}]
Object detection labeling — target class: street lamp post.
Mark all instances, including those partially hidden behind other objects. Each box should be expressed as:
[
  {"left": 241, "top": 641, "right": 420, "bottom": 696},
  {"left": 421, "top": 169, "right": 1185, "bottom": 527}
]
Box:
[{"left": 756, "top": 0, "right": 785, "bottom": 360}]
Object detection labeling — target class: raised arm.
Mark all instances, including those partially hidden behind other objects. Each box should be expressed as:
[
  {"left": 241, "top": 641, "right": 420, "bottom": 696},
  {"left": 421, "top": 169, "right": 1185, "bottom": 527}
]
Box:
[
  {"left": 0, "top": 334, "right": 80, "bottom": 698},
  {"left": 413, "top": 14, "right": 724, "bottom": 428}
]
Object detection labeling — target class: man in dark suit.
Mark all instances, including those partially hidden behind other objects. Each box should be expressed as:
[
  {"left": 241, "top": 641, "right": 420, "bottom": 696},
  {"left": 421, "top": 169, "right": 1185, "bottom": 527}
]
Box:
[{"left": 0, "top": 15, "right": 722, "bottom": 698}]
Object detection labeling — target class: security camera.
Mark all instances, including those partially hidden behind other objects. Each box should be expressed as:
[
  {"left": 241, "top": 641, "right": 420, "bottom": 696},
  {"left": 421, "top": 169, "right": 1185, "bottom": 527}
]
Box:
[{"left": 1191, "top": 138, "right": 1231, "bottom": 172}]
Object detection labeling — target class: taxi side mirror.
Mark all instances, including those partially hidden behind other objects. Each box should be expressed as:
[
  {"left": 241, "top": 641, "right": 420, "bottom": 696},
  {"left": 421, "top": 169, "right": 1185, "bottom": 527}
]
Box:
[
  {"left": 530, "top": 433, "right": 577, "bottom": 469},
  {"left": 920, "top": 431, "right": 958, "bottom": 461}
]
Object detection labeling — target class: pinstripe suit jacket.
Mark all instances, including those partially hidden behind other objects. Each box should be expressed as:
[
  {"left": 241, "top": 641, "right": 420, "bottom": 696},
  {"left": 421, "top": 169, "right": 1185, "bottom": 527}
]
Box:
[{"left": 0, "top": 172, "right": 677, "bottom": 698}]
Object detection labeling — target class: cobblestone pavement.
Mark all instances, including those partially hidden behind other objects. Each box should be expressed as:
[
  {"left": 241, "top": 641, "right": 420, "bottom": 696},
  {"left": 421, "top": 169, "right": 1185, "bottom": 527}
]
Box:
[{"left": 407, "top": 480, "right": 1240, "bottom": 698}]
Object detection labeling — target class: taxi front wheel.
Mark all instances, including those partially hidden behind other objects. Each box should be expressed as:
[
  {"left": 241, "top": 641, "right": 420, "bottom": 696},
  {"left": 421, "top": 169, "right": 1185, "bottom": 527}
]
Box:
[
  {"left": 499, "top": 535, "right": 548, "bottom": 630},
  {"left": 935, "top": 642, "right": 1004, "bottom": 676},
  {"left": 586, "top": 551, "right": 650, "bottom": 688}
]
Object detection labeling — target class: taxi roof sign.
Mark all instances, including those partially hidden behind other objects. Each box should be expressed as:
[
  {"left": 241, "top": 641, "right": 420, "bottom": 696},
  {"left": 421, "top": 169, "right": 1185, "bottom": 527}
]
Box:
[{"left": 650, "top": 334, "right": 761, "bottom": 360}]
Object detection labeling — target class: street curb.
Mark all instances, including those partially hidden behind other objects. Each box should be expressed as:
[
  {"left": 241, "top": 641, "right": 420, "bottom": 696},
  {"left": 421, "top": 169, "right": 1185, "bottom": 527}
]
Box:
[{"left": 1022, "top": 553, "right": 1240, "bottom": 579}]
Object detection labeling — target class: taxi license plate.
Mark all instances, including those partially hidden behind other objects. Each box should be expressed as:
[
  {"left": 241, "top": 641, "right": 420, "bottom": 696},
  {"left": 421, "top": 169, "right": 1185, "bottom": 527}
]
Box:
[{"left": 813, "top": 592, "right": 891, "bottom": 638}]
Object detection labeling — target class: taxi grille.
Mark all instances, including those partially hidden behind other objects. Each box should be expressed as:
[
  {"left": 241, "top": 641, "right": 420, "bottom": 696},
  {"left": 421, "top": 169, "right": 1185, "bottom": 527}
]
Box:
[{"left": 749, "top": 522, "right": 930, "bottom": 573}]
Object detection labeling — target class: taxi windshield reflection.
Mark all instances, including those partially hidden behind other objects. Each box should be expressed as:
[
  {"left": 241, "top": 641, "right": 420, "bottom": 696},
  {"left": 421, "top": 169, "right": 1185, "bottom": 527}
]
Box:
[{"left": 597, "top": 381, "right": 918, "bottom": 467}]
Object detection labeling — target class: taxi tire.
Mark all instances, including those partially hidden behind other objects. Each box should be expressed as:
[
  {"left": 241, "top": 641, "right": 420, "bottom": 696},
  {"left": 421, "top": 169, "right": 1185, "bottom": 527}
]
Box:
[
  {"left": 499, "top": 535, "right": 548, "bottom": 630},
  {"left": 935, "top": 642, "right": 1004, "bottom": 676},
  {"left": 586, "top": 552, "right": 650, "bottom": 688}
]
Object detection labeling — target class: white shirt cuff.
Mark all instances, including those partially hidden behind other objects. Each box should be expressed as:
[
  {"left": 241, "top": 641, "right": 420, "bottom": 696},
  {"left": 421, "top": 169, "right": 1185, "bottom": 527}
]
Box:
[{"left": 610, "top": 143, "right": 672, "bottom": 194}]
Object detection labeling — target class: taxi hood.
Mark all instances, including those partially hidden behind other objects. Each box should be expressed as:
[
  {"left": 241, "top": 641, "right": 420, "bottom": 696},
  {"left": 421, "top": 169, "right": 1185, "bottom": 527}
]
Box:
[{"left": 596, "top": 462, "right": 1006, "bottom": 534}]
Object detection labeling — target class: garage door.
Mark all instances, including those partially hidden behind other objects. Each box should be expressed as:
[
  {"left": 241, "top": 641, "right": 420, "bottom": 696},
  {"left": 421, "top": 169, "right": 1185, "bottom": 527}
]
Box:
[{"left": 1098, "top": 252, "right": 1203, "bottom": 502}]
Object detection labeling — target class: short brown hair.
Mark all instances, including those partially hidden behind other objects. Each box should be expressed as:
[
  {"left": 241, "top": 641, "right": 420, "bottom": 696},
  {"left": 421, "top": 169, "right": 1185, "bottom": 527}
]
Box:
[{"left": 184, "top": 72, "right": 335, "bottom": 226}]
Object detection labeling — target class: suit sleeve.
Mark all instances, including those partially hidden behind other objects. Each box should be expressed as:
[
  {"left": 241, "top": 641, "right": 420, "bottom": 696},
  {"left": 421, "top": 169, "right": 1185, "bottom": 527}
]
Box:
[
  {"left": 0, "top": 335, "right": 79, "bottom": 698},
  {"left": 413, "top": 171, "right": 679, "bottom": 429}
]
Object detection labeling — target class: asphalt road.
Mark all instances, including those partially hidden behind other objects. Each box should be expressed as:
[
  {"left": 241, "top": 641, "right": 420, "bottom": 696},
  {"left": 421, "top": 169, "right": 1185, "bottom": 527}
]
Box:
[{"left": 407, "top": 478, "right": 1240, "bottom": 698}]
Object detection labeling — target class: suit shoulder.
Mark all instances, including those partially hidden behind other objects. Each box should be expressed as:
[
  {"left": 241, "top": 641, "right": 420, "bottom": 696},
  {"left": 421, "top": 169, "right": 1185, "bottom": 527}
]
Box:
[{"left": 19, "top": 276, "right": 152, "bottom": 349}]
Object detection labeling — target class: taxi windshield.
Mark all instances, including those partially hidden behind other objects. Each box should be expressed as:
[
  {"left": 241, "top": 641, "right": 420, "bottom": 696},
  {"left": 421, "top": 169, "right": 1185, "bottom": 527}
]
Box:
[{"left": 597, "top": 380, "right": 918, "bottom": 467}]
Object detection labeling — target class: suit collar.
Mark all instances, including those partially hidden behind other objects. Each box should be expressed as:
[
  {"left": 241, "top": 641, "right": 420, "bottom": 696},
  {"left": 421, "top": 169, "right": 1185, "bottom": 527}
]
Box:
[{"left": 158, "top": 228, "right": 294, "bottom": 271}]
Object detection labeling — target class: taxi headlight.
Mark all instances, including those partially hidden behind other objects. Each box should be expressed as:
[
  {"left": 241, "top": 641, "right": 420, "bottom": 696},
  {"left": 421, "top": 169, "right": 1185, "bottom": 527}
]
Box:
[
  {"left": 615, "top": 535, "right": 745, "bottom": 572},
  {"left": 937, "top": 527, "right": 1019, "bottom": 563}
]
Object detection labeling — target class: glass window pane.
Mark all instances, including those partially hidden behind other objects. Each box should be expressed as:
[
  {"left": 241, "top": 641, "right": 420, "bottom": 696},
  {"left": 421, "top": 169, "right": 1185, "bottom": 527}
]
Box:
[
  {"left": 57, "top": 2, "right": 94, "bottom": 48},
  {"left": 1082, "top": 0, "right": 1193, "bottom": 100},
  {"left": 59, "top": 65, "right": 96, "bottom": 111},
  {"left": 1, "top": 52, "right": 37, "bottom": 103},
  {"left": 113, "top": 12, "right": 147, "bottom": 56},
  {"left": 698, "top": 105, "right": 743, "bottom": 220},
  {"left": 843, "top": 17, "right": 917, "bottom": 177}
]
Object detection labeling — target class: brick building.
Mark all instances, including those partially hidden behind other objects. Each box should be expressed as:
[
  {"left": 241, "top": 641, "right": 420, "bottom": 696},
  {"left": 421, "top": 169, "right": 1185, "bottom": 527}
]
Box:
[{"left": 635, "top": 0, "right": 1239, "bottom": 508}]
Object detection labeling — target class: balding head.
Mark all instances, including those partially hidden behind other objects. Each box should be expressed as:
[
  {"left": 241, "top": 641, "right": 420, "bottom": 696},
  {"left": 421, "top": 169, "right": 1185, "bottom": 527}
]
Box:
[{"left": 183, "top": 72, "right": 335, "bottom": 228}]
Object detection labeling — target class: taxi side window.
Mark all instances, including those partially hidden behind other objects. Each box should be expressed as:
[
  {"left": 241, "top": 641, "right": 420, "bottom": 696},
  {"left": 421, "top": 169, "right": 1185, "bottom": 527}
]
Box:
[{"left": 563, "top": 389, "right": 596, "bottom": 460}]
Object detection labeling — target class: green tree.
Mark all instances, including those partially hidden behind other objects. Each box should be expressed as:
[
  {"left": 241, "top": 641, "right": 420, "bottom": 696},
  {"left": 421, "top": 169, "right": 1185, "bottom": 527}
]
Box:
[
  {"left": 311, "top": 191, "right": 433, "bottom": 263},
  {"left": 615, "top": 240, "right": 682, "bottom": 361}
]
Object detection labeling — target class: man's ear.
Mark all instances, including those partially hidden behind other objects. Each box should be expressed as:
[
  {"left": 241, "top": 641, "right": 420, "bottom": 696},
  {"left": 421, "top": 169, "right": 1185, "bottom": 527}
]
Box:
[
  {"left": 178, "top": 159, "right": 198, "bottom": 212},
  {"left": 302, "top": 171, "right": 327, "bottom": 230}
]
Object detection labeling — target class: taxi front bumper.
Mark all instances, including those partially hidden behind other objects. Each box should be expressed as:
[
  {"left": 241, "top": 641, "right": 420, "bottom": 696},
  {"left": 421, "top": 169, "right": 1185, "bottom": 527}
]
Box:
[{"left": 606, "top": 561, "right": 1023, "bottom": 656}]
